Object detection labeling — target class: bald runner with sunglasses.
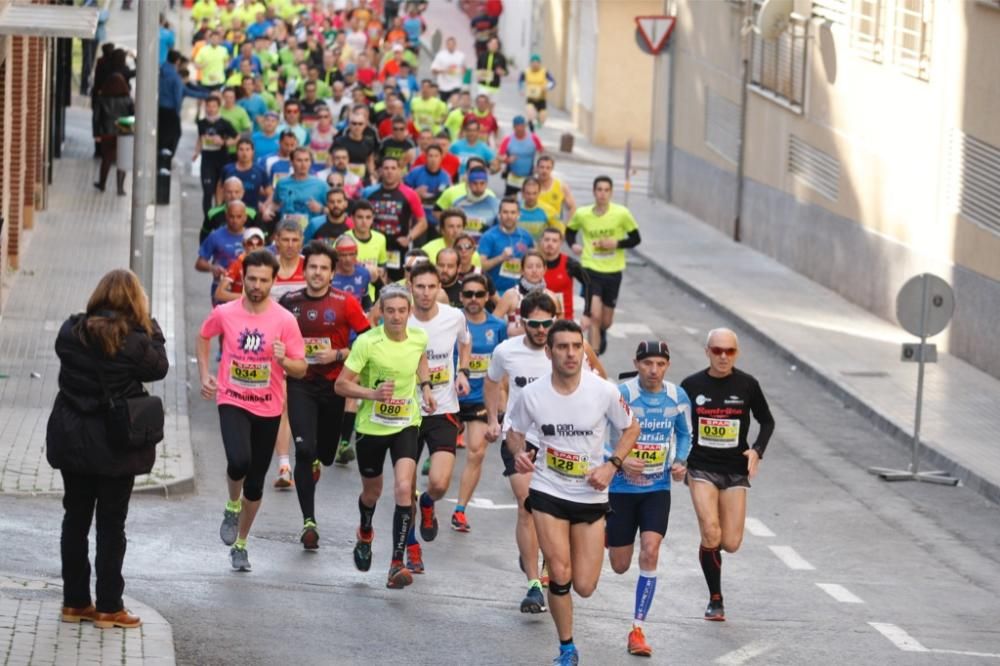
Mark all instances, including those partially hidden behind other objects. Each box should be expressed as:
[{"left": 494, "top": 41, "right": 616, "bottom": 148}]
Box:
[{"left": 680, "top": 328, "right": 775, "bottom": 622}]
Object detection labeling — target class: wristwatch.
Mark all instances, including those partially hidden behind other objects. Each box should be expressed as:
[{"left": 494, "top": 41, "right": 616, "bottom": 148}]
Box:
[
  {"left": 608, "top": 456, "right": 623, "bottom": 470},
  {"left": 458, "top": 368, "right": 471, "bottom": 378},
  {"left": 420, "top": 380, "right": 433, "bottom": 389}
]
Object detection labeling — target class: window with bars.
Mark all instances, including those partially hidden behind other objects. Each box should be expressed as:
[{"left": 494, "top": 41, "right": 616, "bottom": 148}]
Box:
[
  {"left": 892, "top": 0, "right": 932, "bottom": 80},
  {"left": 850, "top": 0, "right": 884, "bottom": 61},
  {"left": 749, "top": 13, "right": 809, "bottom": 113}
]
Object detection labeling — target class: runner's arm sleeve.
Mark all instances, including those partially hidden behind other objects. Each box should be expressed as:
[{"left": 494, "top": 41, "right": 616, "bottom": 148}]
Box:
[
  {"left": 564, "top": 228, "right": 578, "bottom": 246},
  {"left": 566, "top": 256, "right": 589, "bottom": 286},
  {"left": 616, "top": 229, "right": 641, "bottom": 249},
  {"left": 546, "top": 72, "right": 556, "bottom": 89},
  {"left": 749, "top": 379, "right": 775, "bottom": 458},
  {"left": 674, "top": 388, "right": 693, "bottom": 462}
]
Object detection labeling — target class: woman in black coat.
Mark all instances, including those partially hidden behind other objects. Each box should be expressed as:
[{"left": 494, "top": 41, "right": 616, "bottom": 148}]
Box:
[
  {"left": 92, "top": 73, "right": 135, "bottom": 195},
  {"left": 47, "top": 269, "right": 169, "bottom": 629}
]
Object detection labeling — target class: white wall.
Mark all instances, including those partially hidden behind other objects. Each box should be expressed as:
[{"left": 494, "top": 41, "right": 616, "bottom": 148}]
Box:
[{"left": 497, "top": 0, "right": 533, "bottom": 71}]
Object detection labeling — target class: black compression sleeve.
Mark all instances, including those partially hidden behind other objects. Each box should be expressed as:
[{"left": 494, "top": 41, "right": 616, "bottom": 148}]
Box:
[
  {"left": 567, "top": 257, "right": 590, "bottom": 286},
  {"left": 616, "top": 229, "right": 641, "bottom": 249},
  {"left": 565, "top": 229, "right": 578, "bottom": 246},
  {"left": 749, "top": 379, "right": 776, "bottom": 458}
]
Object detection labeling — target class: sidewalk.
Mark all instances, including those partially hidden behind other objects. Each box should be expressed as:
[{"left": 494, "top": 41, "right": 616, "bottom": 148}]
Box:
[
  {"left": 0, "top": 108, "right": 194, "bottom": 492},
  {"left": 428, "top": 2, "right": 1000, "bottom": 504},
  {"left": 0, "top": 574, "right": 175, "bottom": 666}
]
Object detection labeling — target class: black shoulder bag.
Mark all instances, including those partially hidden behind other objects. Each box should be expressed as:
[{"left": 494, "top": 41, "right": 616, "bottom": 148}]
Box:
[{"left": 93, "top": 355, "right": 165, "bottom": 451}]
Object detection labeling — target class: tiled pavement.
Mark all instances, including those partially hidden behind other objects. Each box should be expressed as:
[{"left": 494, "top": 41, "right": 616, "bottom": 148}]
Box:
[
  {"left": 0, "top": 574, "right": 175, "bottom": 666},
  {"left": 0, "top": 107, "right": 193, "bottom": 496}
]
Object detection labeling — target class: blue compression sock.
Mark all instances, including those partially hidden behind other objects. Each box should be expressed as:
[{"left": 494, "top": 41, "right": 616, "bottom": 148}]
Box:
[
  {"left": 406, "top": 522, "right": 418, "bottom": 546},
  {"left": 419, "top": 491, "right": 434, "bottom": 508},
  {"left": 634, "top": 570, "right": 657, "bottom": 623}
]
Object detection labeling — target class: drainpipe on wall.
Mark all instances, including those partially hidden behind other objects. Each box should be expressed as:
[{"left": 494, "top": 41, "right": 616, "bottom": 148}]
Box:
[{"left": 733, "top": 0, "right": 754, "bottom": 243}]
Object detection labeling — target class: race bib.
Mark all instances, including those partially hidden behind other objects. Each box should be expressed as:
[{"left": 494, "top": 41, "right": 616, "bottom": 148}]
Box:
[
  {"left": 506, "top": 173, "right": 526, "bottom": 188},
  {"left": 468, "top": 353, "right": 489, "bottom": 379},
  {"left": 499, "top": 257, "right": 522, "bottom": 280},
  {"left": 476, "top": 68, "right": 492, "bottom": 84},
  {"left": 629, "top": 442, "right": 667, "bottom": 476},
  {"left": 546, "top": 446, "right": 589, "bottom": 479},
  {"left": 428, "top": 365, "right": 450, "bottom": 386},
  {"left": 386, "top": 250, "right": 402, "bottom": 270},
  {"left": 371, "top": 397, "right": 413, "bottom": 426},
  {"left": 592, "top": 239, "right": 616, "bottom": 257},
  {"left": 698, "top": 418, "right": 740, "bottom": 448},
  {"left": 230, "top": 359, "right": 270, "bottom": 389},
  {"left": 303, "top": 337, "right": 331, "bottom": 365},
  {"left": 466, "top": 218, "right": 485, "bottom": 233},
  {"left": 347, "top": 163, "right": 367, "bottom": 178},
  {"left": 526, "top": 83, "right": 544, "bottom": 100}
]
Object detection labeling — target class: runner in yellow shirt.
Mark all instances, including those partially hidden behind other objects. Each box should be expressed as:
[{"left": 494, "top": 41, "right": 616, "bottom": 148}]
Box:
[{"left": 566, "top": 176, "right": 641, "bottom": 356}]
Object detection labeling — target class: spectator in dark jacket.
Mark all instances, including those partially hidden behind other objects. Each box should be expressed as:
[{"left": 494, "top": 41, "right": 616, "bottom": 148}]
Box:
[
  {"left": 46, "top": 269, "right": 169, "bottom": 630},
  {"left": 93, "top": 74, "right": 135, "bottom": 195}
]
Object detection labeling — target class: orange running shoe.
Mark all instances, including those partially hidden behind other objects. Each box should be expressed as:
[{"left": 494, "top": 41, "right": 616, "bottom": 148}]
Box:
[
  {"left": 627, "top": 625, "right": 652, "bottom": 657},
  {"left": 387, "top": 561, "right": 413, "bottom": 589},
  {"left": 406, "top": 543, "right": 425, "bottom": 573}
]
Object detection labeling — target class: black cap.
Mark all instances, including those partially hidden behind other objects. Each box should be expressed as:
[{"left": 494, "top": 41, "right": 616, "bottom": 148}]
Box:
[{"left": 635, "top": 340, "right": 670, "bottom": 361}]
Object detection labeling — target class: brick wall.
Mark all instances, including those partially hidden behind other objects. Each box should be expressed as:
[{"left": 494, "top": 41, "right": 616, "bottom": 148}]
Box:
[
  {"left": 6, "top": 36, "right": 26, "bottom": 271},
  {"left": 0, "top": 47, "right": 8, "bottom": 305}
]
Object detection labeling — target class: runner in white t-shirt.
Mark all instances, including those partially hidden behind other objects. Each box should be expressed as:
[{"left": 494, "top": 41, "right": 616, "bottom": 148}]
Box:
[
  {"left": 505, "top": 319, "right": 640, "bottom": 666},
  {"left": 405, "top": 262, "right": 471, "bottom": 574},
  {"left": 484, "top": 290, "right": 559, "bottom": 614}
]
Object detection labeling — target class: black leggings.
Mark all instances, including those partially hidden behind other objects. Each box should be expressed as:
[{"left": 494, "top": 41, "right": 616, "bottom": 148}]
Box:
[
  {"left": 287, "top": 377, "right": 347, "bottom": 521},
  {"left": 219, "top": 404, "right": 281, "bottom": 502}
]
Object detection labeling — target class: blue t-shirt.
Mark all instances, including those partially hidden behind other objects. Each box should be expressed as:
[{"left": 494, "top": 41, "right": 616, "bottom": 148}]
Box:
[
  {"left": 607, "top": 378, "right": 692, "bottom": 494},
  {"left": 504, "top": 134, "right": 540, "bottom": 178},
  {"left": 403, "top": 16, "right": 424, "bottom": 46},
  {"left": 450, "top": 139, "right": 495, "bottom": 176},
  {"left": 460, "top": 314, "right": 508, "bottom": 404},
  {"left": 252, "top": 132, "right": 281, "bottom": 162},
  {"left": 220, "top": 162, "right": 269, "bottom": 210},
  {"left": 518, "top": 204, "right": 551, "bottom": 241},
  {"left": 239, "top": 95, "right": 270, "bottom": 131},
  {"left": 404, "top": 166, "right": 452, "bottom": 224},
  {"left": 274, "top": 176, "right": 329, "bottom": 219},
  {"left": 198, "top": 226, "right": 245, "bottom": 300},
  {"left": 332, "top": 266, "right": 371, "bottom": 306},
  {"left": 477, "top": 225, "right": 535, "bottom": 293}
]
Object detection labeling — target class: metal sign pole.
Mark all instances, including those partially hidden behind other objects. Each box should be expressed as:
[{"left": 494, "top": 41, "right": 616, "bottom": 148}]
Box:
[{"left": 868, "top": 273, "right": 958, "bottom": 486}]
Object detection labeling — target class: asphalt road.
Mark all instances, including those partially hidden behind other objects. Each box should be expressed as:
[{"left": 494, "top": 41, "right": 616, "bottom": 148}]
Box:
[{"left": 2, "top": 157, "right": 999, "bottom": 665}]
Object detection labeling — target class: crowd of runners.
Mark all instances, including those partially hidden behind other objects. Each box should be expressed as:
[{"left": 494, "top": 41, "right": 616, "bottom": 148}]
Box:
[{"left": 182, "top": 1, "right": 776, "bottom": 663}]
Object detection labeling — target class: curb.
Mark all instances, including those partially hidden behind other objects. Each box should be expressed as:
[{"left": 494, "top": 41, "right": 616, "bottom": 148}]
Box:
[{"left": 631, "top": 245, "right": 1000, "bottom": 506}]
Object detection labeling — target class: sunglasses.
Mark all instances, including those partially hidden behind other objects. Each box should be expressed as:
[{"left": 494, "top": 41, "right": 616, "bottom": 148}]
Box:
[
  {"left": 350, "top": 121, "right": 365, "bottom": 126},
  {"left": 455, "top": 244, "right": 474, "bottom": 251},
  {"left": 525, "top": 318, "right": 554, "bottom": 329},
  {"left": 709, "top": 346, "right": 738, "bottom": 356},
  {"left": 461, "top": 290, "right": 487, "bottom": 298}
]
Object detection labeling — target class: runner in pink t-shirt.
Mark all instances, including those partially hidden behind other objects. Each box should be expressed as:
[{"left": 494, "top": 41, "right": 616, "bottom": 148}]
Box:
[{"left": 196, "top": 250, "right": 307, "bottom": 572}]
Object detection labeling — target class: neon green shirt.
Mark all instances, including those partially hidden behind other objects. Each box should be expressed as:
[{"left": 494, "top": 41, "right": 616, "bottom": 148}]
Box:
[
  {"left": 421, "top": 238, "right": 482, "bottom": 267},
  {"left": 445, "top": 108, "right": 470, "bottom": 142},
  {"left": 348, "top": 229, "right": 388, "bottom": 300},
  {"left": 567, "top": 203, "right": 638, "bottom": 274},
  {"left": 195, "top": 45, "right": 230, "bottom": 86},
  {"left": 345, "top": 325, "right": 428, "bottom": 436},
  {"left": 191, "top": 1, "right": 218, "bottom": 25},
  {"left": 410, "top": 96, "right": 448, "bottom": 134}
]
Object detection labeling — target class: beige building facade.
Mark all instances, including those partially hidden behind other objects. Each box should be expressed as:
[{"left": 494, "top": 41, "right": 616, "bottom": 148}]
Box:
[{"left": 506, "top": 0, "right": 1000, "bottom": 379}]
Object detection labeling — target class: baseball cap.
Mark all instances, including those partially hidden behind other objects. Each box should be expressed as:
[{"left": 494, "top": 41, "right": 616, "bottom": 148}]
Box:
[
  {"left": 512, "top": 115, "right": 526, "bottom": 126},
  {"left": 530, "top": 53, "right": 541, "bottom": 62},
  {"left": 243, "top": 227, "right": 266, "bottom": 243},
  {"left": 634, "top": 340, "right": 670, "bottom": 361},
  {"left": 344, "top": 63, "right": 357, "bottom": 75},
  {"left": 263, "top": 110, "right": 279, "bottom": 120},
  {"left": 467, "top": 169, "right": 489, "bottom": 183}
]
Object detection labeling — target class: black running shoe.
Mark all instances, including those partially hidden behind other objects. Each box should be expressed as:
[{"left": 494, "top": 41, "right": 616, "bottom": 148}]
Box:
[
  {"left": 704, "top": 595, "right": 725, "bottom": 621},
  {"left": 353, "top": 528, "right": 374, "bottom": 571}
]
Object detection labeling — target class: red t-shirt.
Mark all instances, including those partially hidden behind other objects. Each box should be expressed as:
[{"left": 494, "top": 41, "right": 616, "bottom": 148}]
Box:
[
  {"left": 377, "top": 117, "right": 419, "bottom": 140},
  {"left": 468, "top": 112, "right": 498, "bottom": 137},
  {"left": 413, "top": 152, "right": 460, "bottom": 181},
  {"left": 278, "top": 287, "right": 370, "bottom": 381},
  {"left": 544, "top": 253, "right": 575, "bottom": 321}
]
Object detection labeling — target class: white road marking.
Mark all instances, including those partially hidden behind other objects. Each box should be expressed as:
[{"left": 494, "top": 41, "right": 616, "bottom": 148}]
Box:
[
  {"left": 606, "top": 322, "right": 654, "bottom": 339},
  {"left": 816, "top": 583, "right": 864, "bottom": 604},
  {"left": 715, "top": 640, "right": 773, "bottom": 665},
  {"left": 744, "top": 517, "right": 775, "bottom": 537},
  {"left": 868, "top": 623, "right": 929, "bottom": 652},
  {"left": 443, "top": 497, "right": 518, "bottom": 510},
  {"left": 683, "top": 326, "right": 700, "bottom": 336},
  {"left": 768, "top": 545, "right": 816, "bottom": 570},
  {"left": 870, "top": 623, "right": 1000, "bottom": 658}
]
